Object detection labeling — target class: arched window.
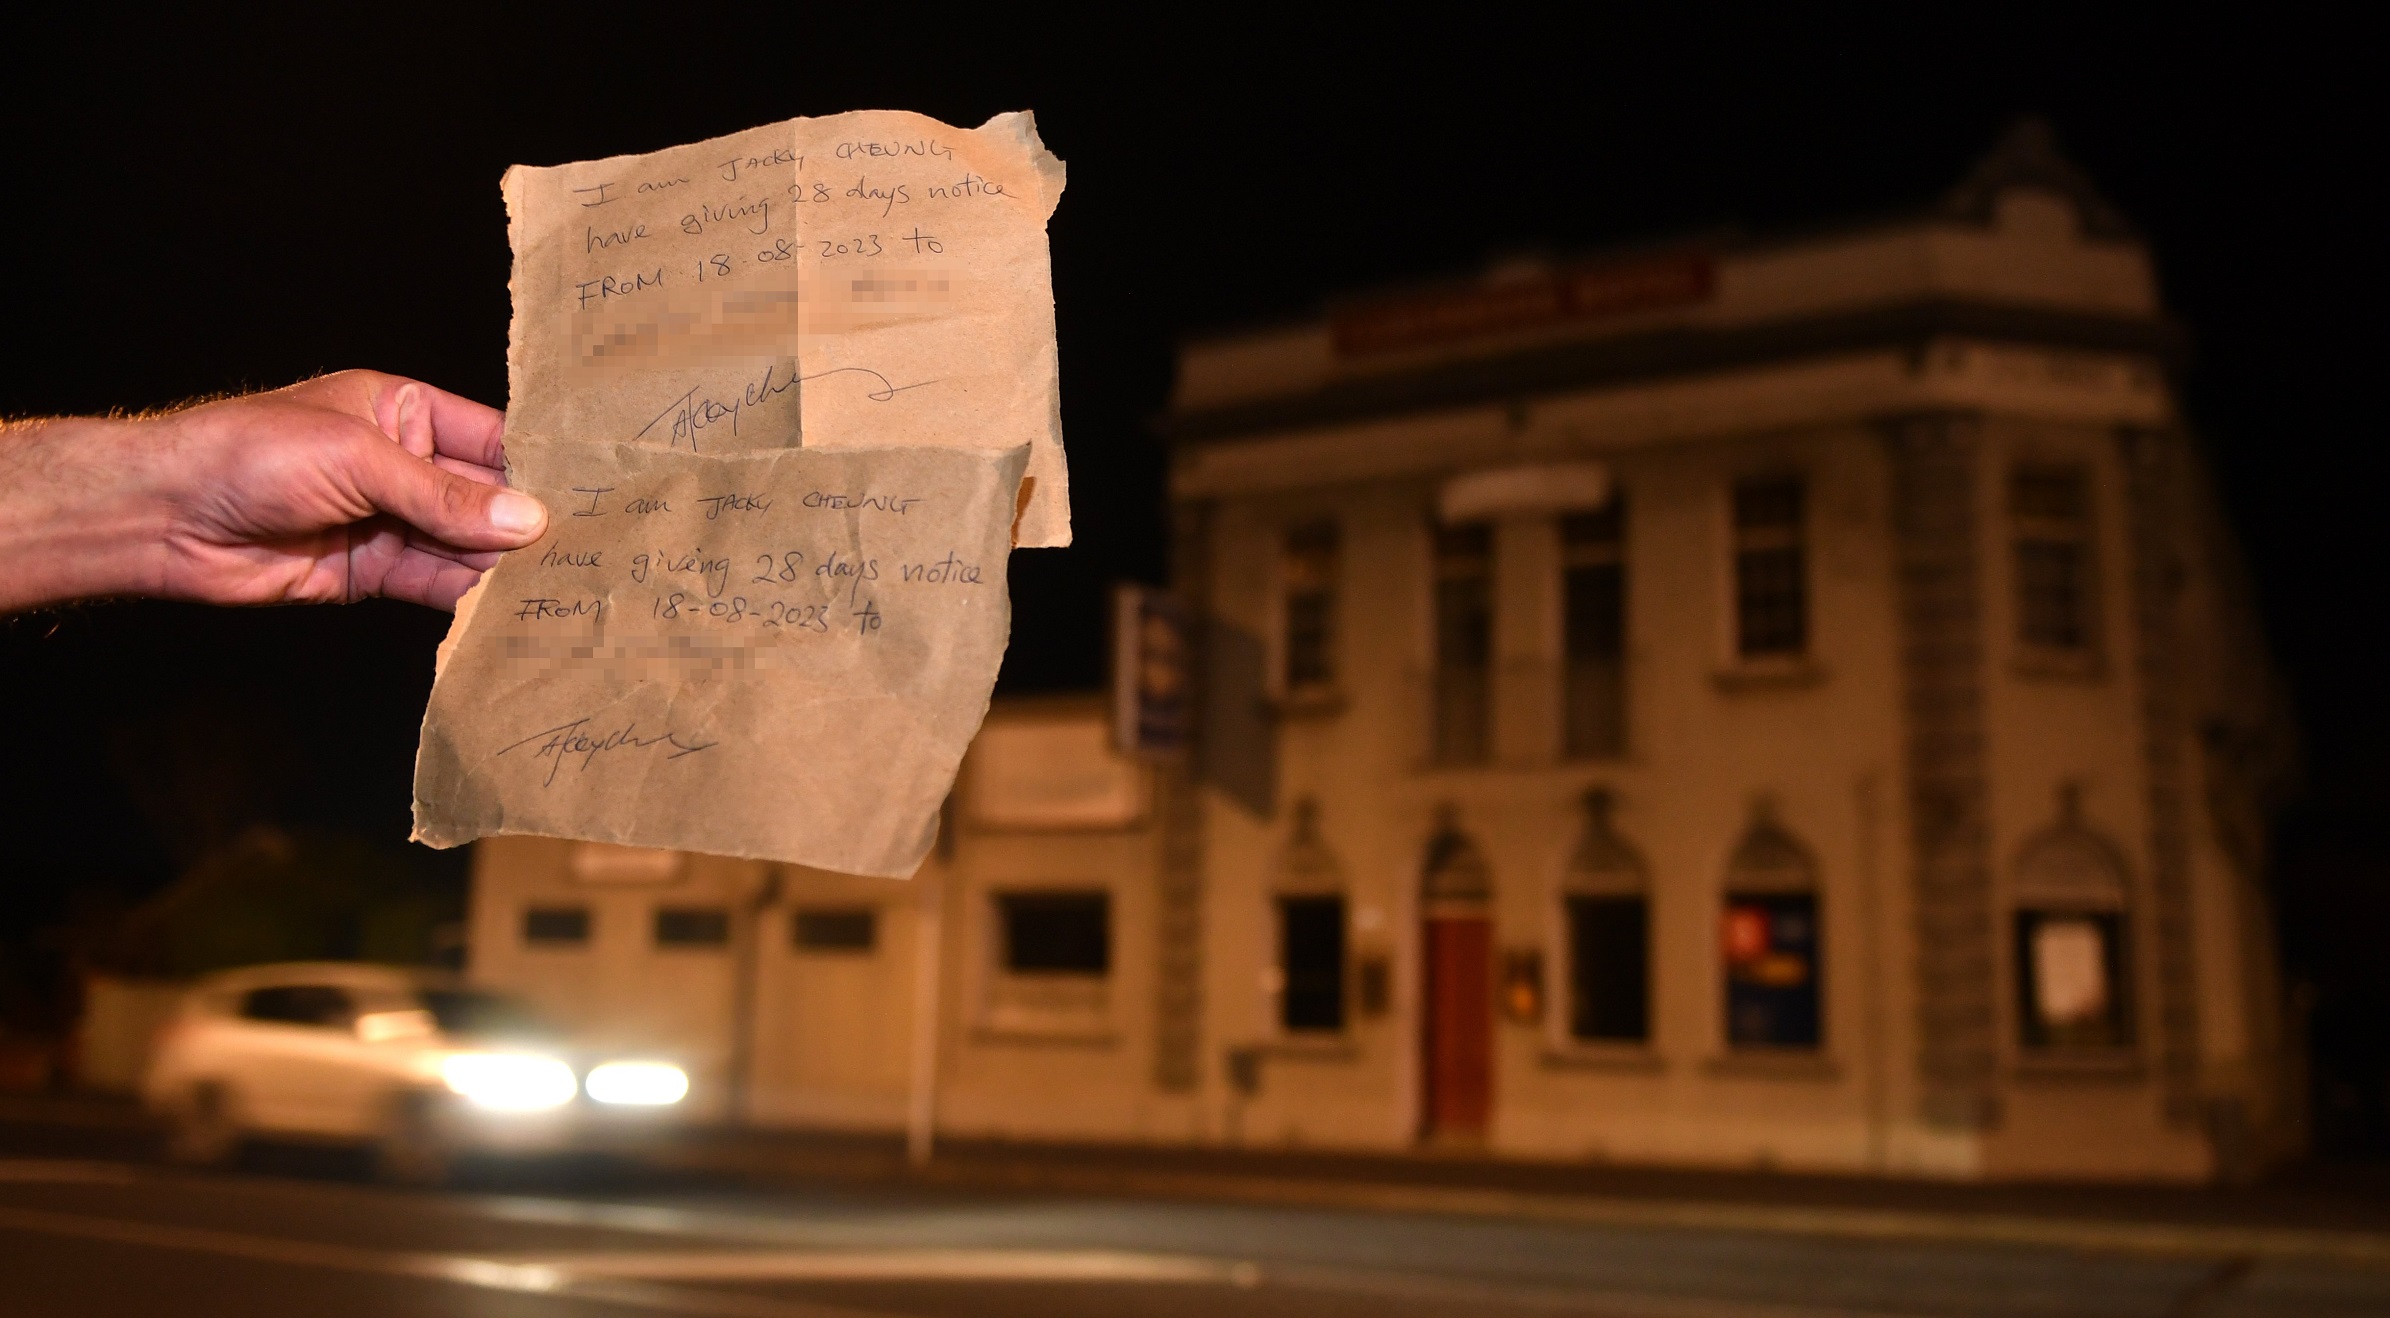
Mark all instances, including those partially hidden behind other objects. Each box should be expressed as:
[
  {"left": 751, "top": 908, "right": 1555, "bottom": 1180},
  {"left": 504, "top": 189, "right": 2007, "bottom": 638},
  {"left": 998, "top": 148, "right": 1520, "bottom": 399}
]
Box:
[
  {"left": 1562, "top": 790, "right": 1650, "bottom": 1043},
  {"left": 2012, "top": 784, "right": 2133, "bottom": 1051},
  {"left": 1721, "top": 803, "right": 1822, "bottom": 1050},
  {"left": 1275, "top": 798, "right": 1348, "bottom": 1033}
]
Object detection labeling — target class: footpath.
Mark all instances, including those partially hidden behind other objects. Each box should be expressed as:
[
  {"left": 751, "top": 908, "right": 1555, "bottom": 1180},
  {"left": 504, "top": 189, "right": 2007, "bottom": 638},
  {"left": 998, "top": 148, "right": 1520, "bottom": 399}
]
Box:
[{"left": 9, "top": 1092, "right": 2389, "bottom": 1270}]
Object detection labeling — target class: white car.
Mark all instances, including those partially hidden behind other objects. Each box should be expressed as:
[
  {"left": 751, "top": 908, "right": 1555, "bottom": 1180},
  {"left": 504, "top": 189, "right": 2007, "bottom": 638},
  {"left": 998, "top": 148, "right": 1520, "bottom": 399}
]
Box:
[{"left": 142, "top": 962, "right": 690, "bottom": 1182}]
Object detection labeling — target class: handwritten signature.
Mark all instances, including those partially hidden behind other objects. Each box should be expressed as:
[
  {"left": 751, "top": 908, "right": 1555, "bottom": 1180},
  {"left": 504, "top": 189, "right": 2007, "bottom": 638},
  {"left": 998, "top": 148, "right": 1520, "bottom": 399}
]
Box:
[
  {"left": 634, "top": 362, "right": 935, "bottom": 451},
  {"left": 498, "top": 718, "right": 717, "bottom": 787}
]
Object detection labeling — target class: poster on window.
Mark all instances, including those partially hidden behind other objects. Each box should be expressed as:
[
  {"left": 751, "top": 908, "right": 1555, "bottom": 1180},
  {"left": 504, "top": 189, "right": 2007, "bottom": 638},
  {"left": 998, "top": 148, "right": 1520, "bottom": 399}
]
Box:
[{"left": 1723, "top": 893, "right": 1820, "bottom": 1048}]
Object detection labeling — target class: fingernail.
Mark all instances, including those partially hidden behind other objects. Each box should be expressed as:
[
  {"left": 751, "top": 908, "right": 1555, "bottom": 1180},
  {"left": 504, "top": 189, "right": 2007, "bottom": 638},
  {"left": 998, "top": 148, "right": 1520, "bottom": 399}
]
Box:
[{"left": 490, "top": 491, "right": 548, "bottom": 537}]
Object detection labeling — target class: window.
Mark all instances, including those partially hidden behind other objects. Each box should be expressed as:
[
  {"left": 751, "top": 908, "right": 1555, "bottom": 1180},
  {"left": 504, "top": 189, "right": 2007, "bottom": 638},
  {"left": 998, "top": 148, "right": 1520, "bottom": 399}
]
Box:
[
  {"left": 522, "top": 905, "right": 590, "bottom": 946},
  {"left": 1278, "top": 894, "right": 1347, "bottom": 1032},
  {"left": 1281, "top": 522, "right": 1339, "bottom": 692},
  {"left": 794, "top": 907, "right": 878, "bottom": 953},
  {"left": 2015, "top": 911, "right": 2131, "bottom": 1049},
  {"left": 239, "top": 985, "right": 354, "bottom": 1029},
  {"left": 2012, "top": 785, "right": 2133, "bottom": 1053},
  {"left": 1721, "top": 808, "right": 1823, "bottom": 1049},
  {"left": 1562, "top": 503, "right": 1626, "bottom": 758},
  {"left": 1732, "top": 477, "right": 1806, "bottom": 658},
  {"left": 654, "top": 906, "right": 730, "bottom": 948},
  {"left": 997, "top": 891, "right": 1110, "bottom": 975},
  {"left": 2011, "top": 465, "right": 2094, "bottom": 652},
  {"left": 1562, "top": 791, "right": 1650, "bottom": 1044},
  {"left": 1723, "top": 893, "right": 1821, "bottom": 1048},
  {"left": 1568, "top": 896, "right": 1650, "bottom": 1042},
  {"left": 1432, "top": 523, "right": 1493, "bottom": 764}
]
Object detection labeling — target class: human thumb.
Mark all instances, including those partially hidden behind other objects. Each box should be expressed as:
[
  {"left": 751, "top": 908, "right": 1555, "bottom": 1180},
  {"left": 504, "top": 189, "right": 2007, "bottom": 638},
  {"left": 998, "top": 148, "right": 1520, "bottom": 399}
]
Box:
[{"left": 347, "top": 434, "right": 549, "bottom": 549}]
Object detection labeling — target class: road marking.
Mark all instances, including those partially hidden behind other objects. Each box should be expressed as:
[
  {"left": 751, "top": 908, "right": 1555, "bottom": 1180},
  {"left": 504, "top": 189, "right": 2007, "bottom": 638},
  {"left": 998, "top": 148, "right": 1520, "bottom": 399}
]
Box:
[
  {"left": 0, "top": 1202, "right": 1279, "bottom": 1317},
  {"left": 0, "top": 1202, "right": 959, "bottom": 1317},
  {"left": 912, "top": 1164, "right": 2390, "bottom": 1271},
  {"left": 488, "top": 1247, "right": 1260, "bottom": 1284},
  {"left": 0, "top": 1158, "right": 141, "bottom": 1184},
  {"left": 0, "top": 1199, "right": 1938, "bottom": 1318}
]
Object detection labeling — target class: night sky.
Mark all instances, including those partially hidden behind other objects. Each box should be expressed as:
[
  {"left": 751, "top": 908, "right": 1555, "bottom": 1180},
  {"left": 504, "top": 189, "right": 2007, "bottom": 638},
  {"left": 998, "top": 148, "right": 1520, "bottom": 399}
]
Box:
[{"left": 2, "top": 12, "right": 2381, "bottom": 1102}]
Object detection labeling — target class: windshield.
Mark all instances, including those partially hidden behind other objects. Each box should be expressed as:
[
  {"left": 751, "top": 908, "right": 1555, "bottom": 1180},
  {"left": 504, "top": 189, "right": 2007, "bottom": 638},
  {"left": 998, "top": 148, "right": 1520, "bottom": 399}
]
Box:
[{"left": 418, "top": 989, "right": 555, "bottom": 1040}]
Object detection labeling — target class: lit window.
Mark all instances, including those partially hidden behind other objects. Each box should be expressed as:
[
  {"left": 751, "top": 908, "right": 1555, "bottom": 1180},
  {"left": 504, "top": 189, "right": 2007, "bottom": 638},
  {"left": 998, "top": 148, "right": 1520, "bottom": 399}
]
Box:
[
  {"left": 1732, "top": 478, "right": 1806, "bottom": 658},
  {"left": 998, "top": 891, "right": 1110, "bottom": 976},
  {"left": 1562, "top": 503, "right": 1626, "bottom": 758},
  {"left": 1278, "top": 895, "right": 1347, "bottom": 1032},
  {"left": 1281, "top": 522, "right": 1339, "bottom": 692},
  {"left": 1432, "top": 523, "right": 1493, "bottom": 764},
  {"left": 653, "top": 906, "right": 729, "bottom": 948},
  {"left": 2015, "top": 911, "right": 2131, "bottom": 1049},
  {"left": 1723, "top": 893, "right": 1821, "bottom": 1048},
  {"left": 793, "top": 907, "right": 877, "bottom": 953},
  {"left": 2012, "top": 785, "right": 2133, "bottom": 1052},
  {"left": 523, "top": 906, "right": 590, "bottom": 946},
  {"left": 2011, "top": 465, "right": 2095, "bottom": 652}
]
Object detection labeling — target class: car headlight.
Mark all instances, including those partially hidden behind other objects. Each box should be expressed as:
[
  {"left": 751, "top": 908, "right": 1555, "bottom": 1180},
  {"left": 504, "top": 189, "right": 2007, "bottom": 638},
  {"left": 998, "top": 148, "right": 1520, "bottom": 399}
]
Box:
[
  {"left": 440, "top": 1052, "right": 577, "bottom": 1111},
  {"left": 584, "top": 1061, "right": 689, "bottom": 1106}
]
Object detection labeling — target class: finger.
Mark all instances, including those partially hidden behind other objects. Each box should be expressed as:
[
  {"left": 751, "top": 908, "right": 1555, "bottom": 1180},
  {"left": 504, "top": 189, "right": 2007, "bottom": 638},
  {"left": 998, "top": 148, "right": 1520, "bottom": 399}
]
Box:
[
  {"left": 340, "top": 431, "right": 548, "bottom": 551},
  {"left": 369, "top": 376, "right": 507, "bottom": 469},
  {"left": 371, "top": 543, "right": 491, "bottom": 611},
  {"left": 402, "top": 529, "right": 506, "bottom": 571},
  {"left": 433, "top": 454, "right": 507, "bottom": 486},
  {"left": 418, "top": 383, "right": 507, "bottom": 469}
]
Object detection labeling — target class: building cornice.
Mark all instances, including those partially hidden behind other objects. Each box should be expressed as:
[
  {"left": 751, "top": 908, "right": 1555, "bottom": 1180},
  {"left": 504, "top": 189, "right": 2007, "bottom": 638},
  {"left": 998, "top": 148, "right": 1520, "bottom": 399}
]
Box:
[{"left": 1158, "top": 299, "right": 2183, "bottom": 447}]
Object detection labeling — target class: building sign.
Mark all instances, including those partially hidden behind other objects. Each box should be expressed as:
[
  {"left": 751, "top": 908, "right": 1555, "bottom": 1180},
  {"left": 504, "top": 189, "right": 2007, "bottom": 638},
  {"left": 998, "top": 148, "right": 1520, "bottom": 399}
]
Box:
[
  {"left": 1112, "top": 583, "right": 1191, "bottom": 758},
  {"left": 972, "top": 718, "right": 1147, "bottom": 829},
  {"left": 1330, "top": 253, "right": 1714, "bottom": 357}
]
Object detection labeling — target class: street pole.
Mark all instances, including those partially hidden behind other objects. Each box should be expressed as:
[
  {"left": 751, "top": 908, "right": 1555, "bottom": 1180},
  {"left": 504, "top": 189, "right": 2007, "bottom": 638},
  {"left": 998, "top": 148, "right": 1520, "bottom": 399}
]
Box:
[{"left": 907, "top": 861, "right": 945, "bottom": 1166}]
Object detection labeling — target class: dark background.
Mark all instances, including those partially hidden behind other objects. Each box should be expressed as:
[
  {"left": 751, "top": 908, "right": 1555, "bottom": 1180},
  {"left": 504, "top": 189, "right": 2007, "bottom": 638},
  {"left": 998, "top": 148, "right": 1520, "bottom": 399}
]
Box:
[{"left": 2, "top": 12, "right": 2381, "bottom": 1147}]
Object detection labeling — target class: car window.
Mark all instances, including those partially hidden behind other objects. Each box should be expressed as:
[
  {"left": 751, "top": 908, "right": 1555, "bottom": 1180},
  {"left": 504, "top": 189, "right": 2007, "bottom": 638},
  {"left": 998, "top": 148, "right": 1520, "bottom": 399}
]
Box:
[
  {"left": 418, "top": 989, "right": 552, "bottom": 1040},
  {"left": 238, "top": 984, "right": 355, "bottom": 1029}
]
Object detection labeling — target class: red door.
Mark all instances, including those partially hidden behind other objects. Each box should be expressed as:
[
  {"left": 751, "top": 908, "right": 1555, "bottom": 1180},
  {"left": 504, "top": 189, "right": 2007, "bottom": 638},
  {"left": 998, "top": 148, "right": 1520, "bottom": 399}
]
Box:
[{"left": 1422, "top": 916, "right": 1493, "bottom": 1137}]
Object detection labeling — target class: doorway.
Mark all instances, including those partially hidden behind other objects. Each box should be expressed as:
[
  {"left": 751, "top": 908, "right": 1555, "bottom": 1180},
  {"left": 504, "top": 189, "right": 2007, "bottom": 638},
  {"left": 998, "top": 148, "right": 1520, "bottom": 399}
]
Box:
[
  {"left": 1418, "top": 809, "right": 1495, "bottom": 1141},
  {"left": 1421, "top": 913, "right": 1492, "bottom": 1138}
]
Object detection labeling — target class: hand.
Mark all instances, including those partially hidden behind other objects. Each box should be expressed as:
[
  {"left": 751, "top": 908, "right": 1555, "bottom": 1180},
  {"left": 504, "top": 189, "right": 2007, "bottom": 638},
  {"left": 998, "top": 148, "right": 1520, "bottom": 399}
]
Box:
[{"left": 0, "top": 371, "right": 549, "bottom": 613}]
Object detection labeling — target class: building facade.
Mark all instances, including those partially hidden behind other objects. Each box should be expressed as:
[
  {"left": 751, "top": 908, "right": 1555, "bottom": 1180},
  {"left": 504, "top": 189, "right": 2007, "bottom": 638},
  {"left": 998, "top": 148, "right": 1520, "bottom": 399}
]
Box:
[{"left": 469, "top": 127, "right": 2298, "bottom": 1181}]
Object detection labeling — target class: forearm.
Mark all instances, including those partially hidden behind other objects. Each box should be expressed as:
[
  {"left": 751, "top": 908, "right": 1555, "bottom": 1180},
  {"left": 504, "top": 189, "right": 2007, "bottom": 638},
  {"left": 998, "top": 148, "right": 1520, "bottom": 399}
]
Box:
[{"left": 0, "top": 414, "right": 177, "bottom": 612}]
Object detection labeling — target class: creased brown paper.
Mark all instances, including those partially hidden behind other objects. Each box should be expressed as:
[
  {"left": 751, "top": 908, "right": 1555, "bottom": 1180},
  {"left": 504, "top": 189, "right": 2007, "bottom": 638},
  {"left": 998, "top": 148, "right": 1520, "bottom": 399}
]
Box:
[{"left": 411, "top": 110, "right": 1065, "bottom": 876}]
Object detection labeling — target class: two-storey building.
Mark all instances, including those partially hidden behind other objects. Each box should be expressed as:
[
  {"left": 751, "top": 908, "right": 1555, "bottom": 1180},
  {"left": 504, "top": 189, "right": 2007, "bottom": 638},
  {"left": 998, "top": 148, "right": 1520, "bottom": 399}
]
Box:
[{"left": 468, "top": 124, "right": 2298, "bottom": 1180}]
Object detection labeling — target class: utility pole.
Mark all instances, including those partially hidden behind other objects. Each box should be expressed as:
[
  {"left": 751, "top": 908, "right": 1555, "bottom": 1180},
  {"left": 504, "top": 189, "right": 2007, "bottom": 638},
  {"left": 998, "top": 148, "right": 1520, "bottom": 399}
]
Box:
[{"left": 907, "top": 861, "right": 945, "bottom": 1165}]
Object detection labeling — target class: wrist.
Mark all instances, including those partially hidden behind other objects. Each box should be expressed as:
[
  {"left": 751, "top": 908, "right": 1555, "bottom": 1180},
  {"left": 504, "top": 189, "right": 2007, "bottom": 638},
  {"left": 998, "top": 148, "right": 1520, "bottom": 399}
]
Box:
[{"left": 0, "top": 413, "right": 181, "bottom": 612}]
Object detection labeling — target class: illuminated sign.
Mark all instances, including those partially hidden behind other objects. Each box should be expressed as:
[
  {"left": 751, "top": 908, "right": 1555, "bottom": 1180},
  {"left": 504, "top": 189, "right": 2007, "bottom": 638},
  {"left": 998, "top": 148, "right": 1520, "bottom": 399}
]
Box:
[{"left": 1331, "top": 253, "right": 1714, "bottom": 357}]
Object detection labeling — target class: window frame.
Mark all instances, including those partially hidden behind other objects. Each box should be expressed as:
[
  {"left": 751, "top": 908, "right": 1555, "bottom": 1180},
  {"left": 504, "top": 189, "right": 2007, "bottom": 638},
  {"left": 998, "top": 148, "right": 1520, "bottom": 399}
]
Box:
[
  {"left": 1721, "top": 889, "right": 1824, "bottom": 1052},
  {"left": 652, "top": 905, "right": 731, "bottom": 950},
  {"left": 1276, "top": 892, "right": 1349, "bottom": 1035},
  {"left": 2007, "top": 461, "right": 2104, "bottom": 676},
  {"left": 1727, "top": 475, "right": 1810, "bottom": 662},
  {"left": 1277, "top": 520, "right": 1342, "bottom": 699},
  {"left": 1560, "top": 500, "right": 1629, "bottom": 760},
  {"left": 792, "top": 906, "right": 879, "bottom": 954},
  {"left": 2012, "top": 907, "right": 2134, "bottom": 1053},
  {"left": 978, "top": 885, "right": 1118, "bottom": 1041},
  {"left": 1428, "top": 520, "right": 1495, "bottom": 766},
  {"left": 522, "top": 904, "right": 592, "bottom": 947}
]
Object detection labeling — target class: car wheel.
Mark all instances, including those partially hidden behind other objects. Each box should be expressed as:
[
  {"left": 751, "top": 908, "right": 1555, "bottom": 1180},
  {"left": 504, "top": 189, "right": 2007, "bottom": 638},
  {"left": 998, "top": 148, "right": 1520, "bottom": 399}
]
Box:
[
  {"left": 164, "top": 1082, "right": 241, "bottom": 1168},
  {"left": 376, "top": 1090, "right": 454, "bottom": 1188}
]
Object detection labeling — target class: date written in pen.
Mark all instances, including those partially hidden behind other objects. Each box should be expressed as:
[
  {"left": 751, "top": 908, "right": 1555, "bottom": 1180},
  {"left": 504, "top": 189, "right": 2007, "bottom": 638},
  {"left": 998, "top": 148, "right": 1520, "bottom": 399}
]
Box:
[{"left": 498, "top": 718, "right": 717, "bottom": 788}]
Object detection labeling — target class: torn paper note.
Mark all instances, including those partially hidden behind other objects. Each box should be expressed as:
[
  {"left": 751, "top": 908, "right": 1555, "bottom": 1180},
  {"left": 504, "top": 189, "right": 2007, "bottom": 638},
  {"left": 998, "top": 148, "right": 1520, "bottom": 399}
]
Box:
[
  {"left": 500, "top": 110, "right": 1069, "bottom": 546},
  {"left": 414, "top": 441, "right": 1027, "bottom": 876},
  {"left": 412, "top": 109, "right": 1065, "bottom": 876}
]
